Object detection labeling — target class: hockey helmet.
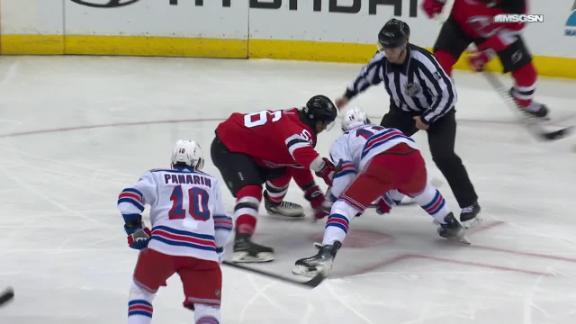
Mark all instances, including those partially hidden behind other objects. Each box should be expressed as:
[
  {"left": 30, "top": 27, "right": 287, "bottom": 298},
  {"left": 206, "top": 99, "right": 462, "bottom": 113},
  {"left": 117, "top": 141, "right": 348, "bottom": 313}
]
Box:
[
  {"left": 341, "top": 107, "right": 370, "bottom": 132},
  {"left": 171, "top": 139, "right": 204, "bottom": 170},
  {"left": 303, "top": 95, "right": 338, "bottom": 124},
  {"left": 378, "top": 18, "right": 410, "bottom": 49}
]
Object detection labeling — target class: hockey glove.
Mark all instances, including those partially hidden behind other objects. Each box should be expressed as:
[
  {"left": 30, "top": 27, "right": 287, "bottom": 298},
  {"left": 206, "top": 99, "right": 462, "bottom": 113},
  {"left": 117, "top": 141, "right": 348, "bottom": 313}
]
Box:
[
  {"left": 314, "top": 158, "right": 337, "bottom": 186},
  {"left": 125, "top": 221, "right": 151, "bottom": 250},
  {"left": 468, "top": 50, "right": 493, "bottom": 72},
  {"left": 422, "top": 0, "right": 445, "bottom": 19},
  {"left": 305, "top": 185, "right": 331, "bottom": 220},
  {"left": 375, "top": 197, "right": 393, "bottom": 215}
]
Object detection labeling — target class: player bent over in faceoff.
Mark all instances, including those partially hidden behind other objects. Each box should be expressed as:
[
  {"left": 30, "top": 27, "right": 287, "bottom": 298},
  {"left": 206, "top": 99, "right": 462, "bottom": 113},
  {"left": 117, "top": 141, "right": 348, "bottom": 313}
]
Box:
[
  {"left": 118, "top": 140, "right": 232, "bottom": 324},
  {"left": 293, "top": 107, "right": 467, "bottom": 277},
  {"left": 211, "top": 95, "right": 337, "bottom": 263}
]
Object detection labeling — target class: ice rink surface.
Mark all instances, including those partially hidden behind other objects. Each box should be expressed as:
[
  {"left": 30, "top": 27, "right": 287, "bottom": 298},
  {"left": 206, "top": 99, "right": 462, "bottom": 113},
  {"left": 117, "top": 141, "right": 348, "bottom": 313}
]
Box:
[{"left": 0, "top": 56, "right": 575, "bottom": 323}]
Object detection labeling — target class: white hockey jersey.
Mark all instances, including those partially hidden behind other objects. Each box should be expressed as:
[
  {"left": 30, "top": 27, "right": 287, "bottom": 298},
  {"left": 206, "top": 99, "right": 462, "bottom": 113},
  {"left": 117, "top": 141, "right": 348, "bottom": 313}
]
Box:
[
  {"left": 117, "top": 167, "right": 232, "bottom": 262},
  {"left": 329, "top": 125, "right": 419, "bottom": 199}
]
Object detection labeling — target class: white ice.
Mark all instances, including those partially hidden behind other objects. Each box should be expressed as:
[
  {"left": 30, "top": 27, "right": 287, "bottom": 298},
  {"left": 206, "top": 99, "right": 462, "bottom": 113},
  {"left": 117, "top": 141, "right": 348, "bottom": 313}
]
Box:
[{"left": 0, "top": 56, "right": 575, "bottom": 324}]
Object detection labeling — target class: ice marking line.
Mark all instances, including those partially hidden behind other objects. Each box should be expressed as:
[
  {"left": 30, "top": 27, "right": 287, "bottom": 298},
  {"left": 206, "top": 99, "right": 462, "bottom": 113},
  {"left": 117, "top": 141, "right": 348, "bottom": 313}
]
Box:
[
  {"left": 337, "top": 253, "right": 551, "bottom": 278},
  {"left": 0, "top": 118, "right": 223, "bottom": 138},
  {"left": 467, "top": 220, "right": 576, "bottom": 263},
  {"left": 522, "top": 273, "right": 546, "bottom": 324},
  {"left": 469, "top": 245, "right": 576, "bottom": 263},
  {"left": 238, "top": 275, "right": 277, "bottom": 324},
  {"left": 467, "top": 220, "right": 506, "bottom": 234},
  {"left": 0, "top": 61, "right": 19, "bottom": 87},
  {"left": 0, "top": 145, "right": 135, "bottom": 179},
  {"left": 325, "top": 280, "right": 376, "bottom": 324},
  {"left": 3, "top": 113, "right": 574, "bottom": 139},
  {"left": 411, "top": 254, "right": 552, "bottom": 276},
  {"left": 0, "top": 150, "right": 113, "bottom": 228}
]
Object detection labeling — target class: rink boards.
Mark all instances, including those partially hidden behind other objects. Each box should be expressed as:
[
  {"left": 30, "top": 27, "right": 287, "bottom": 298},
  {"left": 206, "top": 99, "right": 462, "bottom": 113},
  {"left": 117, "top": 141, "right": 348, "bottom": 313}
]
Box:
[{"left": 1, "top": 0, "right": 575, "bottom": 78}]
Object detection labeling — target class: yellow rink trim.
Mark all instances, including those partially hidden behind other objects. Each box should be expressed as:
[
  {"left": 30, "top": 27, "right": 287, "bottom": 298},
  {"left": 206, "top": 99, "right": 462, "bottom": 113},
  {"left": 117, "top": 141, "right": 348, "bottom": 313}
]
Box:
[
  {"left": 1, "top": 35, "right": 65, "bottom": 55},
  {"left": 1, "top": 34, "right": 575, "bottom": 79},
  {"left": 250, "top": 39, "right": 576, "bottom": 80},
  {"left": 2, "top": 34, "right": 248, "bottom": 58}
]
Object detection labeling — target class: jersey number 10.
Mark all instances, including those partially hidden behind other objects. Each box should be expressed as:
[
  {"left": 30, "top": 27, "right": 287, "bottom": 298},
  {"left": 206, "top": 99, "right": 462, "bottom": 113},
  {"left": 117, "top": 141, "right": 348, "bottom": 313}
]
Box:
[{"left": 168, "top": 186, "right": 210, "bottom": 221}]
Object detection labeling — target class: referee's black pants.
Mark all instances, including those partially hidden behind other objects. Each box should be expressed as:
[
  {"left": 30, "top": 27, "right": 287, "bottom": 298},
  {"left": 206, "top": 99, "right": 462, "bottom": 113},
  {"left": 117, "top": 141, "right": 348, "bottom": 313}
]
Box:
[{"left": 380, "top": 107, "right": 478, "bottom": 208}]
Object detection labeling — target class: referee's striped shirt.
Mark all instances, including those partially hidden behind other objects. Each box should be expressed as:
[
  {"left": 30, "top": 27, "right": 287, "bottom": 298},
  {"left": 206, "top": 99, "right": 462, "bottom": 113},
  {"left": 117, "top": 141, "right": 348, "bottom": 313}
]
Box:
[{"left": 344, "top": 44, "right": 457, "bottom": 124}]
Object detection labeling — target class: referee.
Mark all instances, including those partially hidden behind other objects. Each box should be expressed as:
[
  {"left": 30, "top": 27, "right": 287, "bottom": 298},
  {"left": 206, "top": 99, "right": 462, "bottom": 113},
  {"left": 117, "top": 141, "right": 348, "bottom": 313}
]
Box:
[{"left": 335, "top": 18, "right": 480, "bottom": 224}]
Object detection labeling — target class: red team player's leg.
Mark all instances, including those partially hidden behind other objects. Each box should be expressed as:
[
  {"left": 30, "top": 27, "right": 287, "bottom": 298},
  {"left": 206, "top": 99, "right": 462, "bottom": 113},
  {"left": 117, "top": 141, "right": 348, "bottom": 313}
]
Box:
[
  {"left": 434, "top": 50, "right": 459, "bottom": 76},
  {"left": 263, "top": 171, "right": 305, "bottom": 218},
  {"left": 129, "top": 249, "right": 223, "bottom": 324},
  {"left": 232, "top": 184, "right": 275, "bottom": 263},
  {"left": 263, "top": 168, "right": 330, "bottom": 220},
  {"left": 233, "top": 185, "right": 262, "bottom": 236},
  {"left": 509, "top": 61, "right": 548, "bottom": 117}
]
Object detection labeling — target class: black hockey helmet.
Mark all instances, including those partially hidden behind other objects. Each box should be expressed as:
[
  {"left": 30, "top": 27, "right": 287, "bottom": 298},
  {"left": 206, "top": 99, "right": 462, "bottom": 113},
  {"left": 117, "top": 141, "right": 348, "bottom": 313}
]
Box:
[
  {"left": 378, "top": 18, "right": 410, "bottom": 49},
  {"left": 300, "top": 95, "right": 338, "bottom": 132},
  {"left": 303, "top": 95, "right": 338, "bottom": 123}
]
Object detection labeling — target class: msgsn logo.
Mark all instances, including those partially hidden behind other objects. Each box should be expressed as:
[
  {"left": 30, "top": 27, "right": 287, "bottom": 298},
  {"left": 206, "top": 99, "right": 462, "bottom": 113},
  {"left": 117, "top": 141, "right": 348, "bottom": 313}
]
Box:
[
  {"left": 493, "top": 14, "right": 543, "bottom": 23},
  {"left": 566, "top": 1, "right": 576, "bottom": 36},
  {"left": 69, "top": 0, "right": 140, "bottom": 8}
]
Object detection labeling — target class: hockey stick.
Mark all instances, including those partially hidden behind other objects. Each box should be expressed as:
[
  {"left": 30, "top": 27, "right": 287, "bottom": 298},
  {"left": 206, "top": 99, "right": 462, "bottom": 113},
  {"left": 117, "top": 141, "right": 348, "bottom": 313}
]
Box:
[
  {"left": 482, "top": 72, "right": 573, "bottom": 141},
  {"left": 0, "top": 288, "right": 14, "bottom": 307},
  {"left": 222, "top": 261, "right": 325, "bottom": 288}
]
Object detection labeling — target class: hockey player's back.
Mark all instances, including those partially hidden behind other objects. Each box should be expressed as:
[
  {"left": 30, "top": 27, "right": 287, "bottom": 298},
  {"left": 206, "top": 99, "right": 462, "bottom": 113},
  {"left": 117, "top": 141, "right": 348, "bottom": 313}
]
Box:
[
  {"left": 215, "top": 108, "right": 317, "bottom": 168},
  {"left": 125, "top": 168, "right": 227, "bottom": 261},
  {"left": 118, "top": 140, "right": 232, "bottom": 324}
]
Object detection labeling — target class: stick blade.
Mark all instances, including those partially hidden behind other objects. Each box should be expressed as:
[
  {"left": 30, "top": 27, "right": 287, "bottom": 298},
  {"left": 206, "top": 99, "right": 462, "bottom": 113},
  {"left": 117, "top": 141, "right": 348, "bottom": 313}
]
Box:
[
  {"left": 540, "top": 126, "right": 573, "bottom": 141},
  {"left": 0, "top": 288, "right": 14, "bottom": 306},
  {"left": 303, "top": 272, "right": 327, "bottom": 288}
]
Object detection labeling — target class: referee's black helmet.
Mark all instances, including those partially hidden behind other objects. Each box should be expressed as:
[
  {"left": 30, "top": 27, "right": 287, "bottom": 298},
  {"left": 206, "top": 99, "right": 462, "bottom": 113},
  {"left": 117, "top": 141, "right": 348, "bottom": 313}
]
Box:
[{"left": 378, "top": 18, "right": 410, "bottom": 49}]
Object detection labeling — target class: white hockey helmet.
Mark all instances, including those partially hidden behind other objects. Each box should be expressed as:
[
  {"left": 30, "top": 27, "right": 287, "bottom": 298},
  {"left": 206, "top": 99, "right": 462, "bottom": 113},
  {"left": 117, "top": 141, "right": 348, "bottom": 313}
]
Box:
[
  {"left": 171, "top": 139, "right": 204, "bottom": 170},
  {"left": 341, "top": 106, "right": 370, "bottom": 132}
]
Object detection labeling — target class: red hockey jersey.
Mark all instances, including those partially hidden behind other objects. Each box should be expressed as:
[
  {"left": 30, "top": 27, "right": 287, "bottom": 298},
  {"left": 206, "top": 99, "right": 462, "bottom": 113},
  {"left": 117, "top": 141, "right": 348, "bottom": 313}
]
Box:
[
  {"left": 216, "top": 108, "right": 320, "bottom": 169},
  {"left": 451, "top": 0, "right": 527, "bottom": 40}
]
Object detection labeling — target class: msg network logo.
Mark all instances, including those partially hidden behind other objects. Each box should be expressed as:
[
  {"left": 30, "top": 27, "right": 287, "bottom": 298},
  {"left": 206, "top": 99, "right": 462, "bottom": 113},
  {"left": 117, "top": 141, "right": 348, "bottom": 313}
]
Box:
[{"left": 494, "top": 14, "right": 544, "bottom": 23}]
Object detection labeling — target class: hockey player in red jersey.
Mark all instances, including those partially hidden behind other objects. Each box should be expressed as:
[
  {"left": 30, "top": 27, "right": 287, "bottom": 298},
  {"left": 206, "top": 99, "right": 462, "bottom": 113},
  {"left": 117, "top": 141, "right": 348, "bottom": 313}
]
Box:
[
  {"left": 423, "top": 0, "right": 549, "bottom": 118},
  {"left": 211, "top": 95, "right": 338, "bottom": 263}
]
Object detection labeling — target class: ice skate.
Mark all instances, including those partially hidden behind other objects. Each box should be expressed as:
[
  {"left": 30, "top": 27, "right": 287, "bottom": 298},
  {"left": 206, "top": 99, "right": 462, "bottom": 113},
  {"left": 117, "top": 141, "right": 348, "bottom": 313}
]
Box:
[
  {"left": 437, "top": 213, "right": 469, "bottom": 244},
  {"left": 459, "top": 201, "right": 481, "bottom": 228},
  {"left": 232, "top": 234, "right": 274, "bottom": 263},
  {"left": 292, "top": 241, "right": 342, "bottom": 277},
  {"left": 264, "top": 191, "right": 304, "bottom": 219}
]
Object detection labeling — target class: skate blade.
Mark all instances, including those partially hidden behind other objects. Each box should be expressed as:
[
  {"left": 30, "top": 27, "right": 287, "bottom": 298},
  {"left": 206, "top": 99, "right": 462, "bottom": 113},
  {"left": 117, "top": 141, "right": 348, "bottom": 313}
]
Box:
[
  {"left": 461, "top": 217, "right": 482, "bottom": 229},
  {"left": 232, "top": 252, "right": 274, "bottom": 263},
  {"left": 445, "top": 235, "right": 471, "bottom": 245},
  {"left": 267, "top": 212, "right": 305, "bottom": 220},
  {"left": 292, "top": 264, "right": 320, "bottom": 278}
]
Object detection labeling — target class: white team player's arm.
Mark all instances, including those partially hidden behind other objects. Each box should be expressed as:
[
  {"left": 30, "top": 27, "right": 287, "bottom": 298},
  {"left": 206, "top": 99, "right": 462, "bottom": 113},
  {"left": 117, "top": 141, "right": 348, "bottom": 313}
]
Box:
[
  {"left": 328, "top": 137, "right": 357, "bottom": 200},
  {"left": 211, "top": 178, "right": 233, "bottom": 258},
  {"left": 117, "top": 171, "right": 157, "bottom": 224},
  {"left": 117, "top": 171, "right": 157, "bottom": 249}
]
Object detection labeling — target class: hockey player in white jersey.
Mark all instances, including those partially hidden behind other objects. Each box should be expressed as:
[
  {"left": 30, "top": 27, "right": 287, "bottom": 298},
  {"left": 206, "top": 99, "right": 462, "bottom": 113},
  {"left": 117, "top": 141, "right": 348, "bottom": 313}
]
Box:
[
  {"left": 117, "top": 140, "right": 232, "bottom": 324},
  {"left": 293, "top": 107, "right": 466, "bottom": 277}
]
